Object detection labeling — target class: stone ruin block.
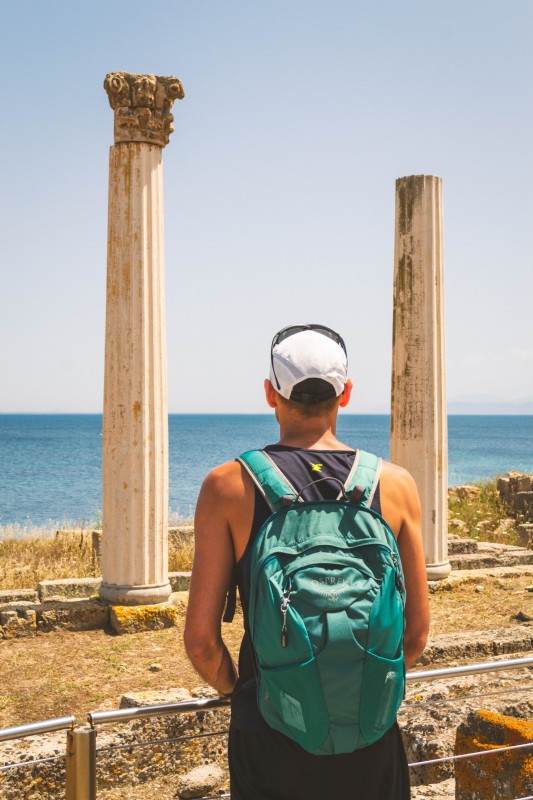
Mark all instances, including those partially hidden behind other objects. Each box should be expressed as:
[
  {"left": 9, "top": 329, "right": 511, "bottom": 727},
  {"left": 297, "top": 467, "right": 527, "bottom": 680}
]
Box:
[
  {"left": 497, "top": 473, "right": 533, "bottom": 520},
  {"left": 455, "top": 710, "right": 533, "bottom": 800},
  {"left": 0, "top": 589, "right": 38, "bottom": 603},
  {"left": 453, "top": 485, "right": 482, "bottom": 502},
  {"left": 37, "top": 599, "right": 109, "bottom": 632},
  {"left": 0, "top": 607, "right": 37, "bottom": 638},
  {"left": 169, "top": 571, "right": 191, "bottom": 592},
  {"left": 515, "top": 492, "right": 533, "bottom": 520},
  {"left": 509, "top": 474, "right": 532, "bottom": 493},
  {"left": 38, "top": 577, "right": 101, "bottom": 601},
  {"left": 517, "top": 523, "right": 533, "bottom": 549},
  {"left": 109, "top": 601, "right": 178, "bottom": 634},
  {"left": 497, "top": 477, "right": 510, "bottom": 498}
]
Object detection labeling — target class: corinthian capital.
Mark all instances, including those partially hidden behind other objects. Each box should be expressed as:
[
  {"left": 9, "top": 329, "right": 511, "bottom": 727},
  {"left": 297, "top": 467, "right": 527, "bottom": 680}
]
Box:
[{"left": 104, "top": 72, "right": 185, "bottom": 147}]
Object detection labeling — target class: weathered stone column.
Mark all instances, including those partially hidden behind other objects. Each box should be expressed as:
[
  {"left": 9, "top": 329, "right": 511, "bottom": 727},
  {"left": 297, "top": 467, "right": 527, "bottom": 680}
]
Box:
[
  {"left": 100, "top": 72, "right": 184, "bottom": 605},
  {"left": 390, "top": 175, "right": 451, "bottom": 580}
]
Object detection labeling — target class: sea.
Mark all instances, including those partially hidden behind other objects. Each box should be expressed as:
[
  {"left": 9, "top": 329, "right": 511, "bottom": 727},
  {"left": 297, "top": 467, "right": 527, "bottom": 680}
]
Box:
[{"left": 1, "top": 414, "right": 532, "bottom": 528}]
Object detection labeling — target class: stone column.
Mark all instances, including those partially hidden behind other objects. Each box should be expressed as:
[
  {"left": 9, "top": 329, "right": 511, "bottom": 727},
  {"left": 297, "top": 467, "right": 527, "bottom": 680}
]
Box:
[
  {"left": 390, "top": 175, "right": 451, "bottom": 580},
  {"left": 100, "top": 72, "right": 184, "bottom": 605}
]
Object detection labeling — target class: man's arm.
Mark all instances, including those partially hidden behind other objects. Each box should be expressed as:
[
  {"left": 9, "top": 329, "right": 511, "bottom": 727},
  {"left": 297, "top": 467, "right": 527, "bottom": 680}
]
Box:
[
  {"left": 381, "top": 464, "right": 430, "bottom": 668},
  {"left": 183, "top": 464, "right": 239, "bottom": 695}
]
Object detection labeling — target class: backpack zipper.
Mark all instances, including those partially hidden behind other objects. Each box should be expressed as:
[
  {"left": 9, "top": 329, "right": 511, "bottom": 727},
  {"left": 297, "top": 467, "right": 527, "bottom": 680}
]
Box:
[
  {"left": 391, "top": 551, "right": 405, "bottom": 594},
  {"left": 280, "top": 580, "right": 292, "bottom": 648},
  {"left": 283, "top": 541, "right": 402, "bottom": 581}
]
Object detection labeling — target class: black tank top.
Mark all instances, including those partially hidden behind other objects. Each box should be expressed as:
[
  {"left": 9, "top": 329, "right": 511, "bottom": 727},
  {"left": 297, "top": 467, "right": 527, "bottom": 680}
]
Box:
[{"left": 231, "top": 445, "right": 382, "bottom": 730}]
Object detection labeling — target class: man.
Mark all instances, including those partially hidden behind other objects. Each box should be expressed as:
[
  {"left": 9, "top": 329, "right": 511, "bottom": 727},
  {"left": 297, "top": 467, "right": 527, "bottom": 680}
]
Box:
[{"left": 184, "top": 324, "right": 429, "bottom": 800}]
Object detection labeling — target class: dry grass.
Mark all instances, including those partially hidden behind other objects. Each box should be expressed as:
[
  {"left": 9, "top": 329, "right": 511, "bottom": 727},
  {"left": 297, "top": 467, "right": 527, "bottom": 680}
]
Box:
[
  {"left": 428, "top": 574, "right": 533, "bottom": 637},
  {"left": 168, "top": 529, "right": 195, "bottom": 573},
  {"left": 0, "top": 519, "right": 196, "bottom": 591},
  {"left": 0, "top": 532, "right": 97, "bottom": 590}
]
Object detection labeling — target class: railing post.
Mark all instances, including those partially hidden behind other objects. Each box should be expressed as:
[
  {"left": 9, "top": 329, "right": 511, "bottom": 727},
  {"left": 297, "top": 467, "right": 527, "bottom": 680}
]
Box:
[{"left": 65, "top": 726, "right": 97, "bottom": 800}]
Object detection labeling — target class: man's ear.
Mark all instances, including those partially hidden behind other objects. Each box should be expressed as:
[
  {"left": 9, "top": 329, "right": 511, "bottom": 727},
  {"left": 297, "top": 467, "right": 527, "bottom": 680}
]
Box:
[
  {"left": 264, "top": 379, "right": 279, "bottom": 409},
  {"left": 338, "top": 378, "right": 353, "bottom": 408}
]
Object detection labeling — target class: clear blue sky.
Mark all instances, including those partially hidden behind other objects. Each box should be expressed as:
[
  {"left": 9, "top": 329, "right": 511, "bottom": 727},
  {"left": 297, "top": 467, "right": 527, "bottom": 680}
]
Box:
[{"left": 1, "top": 1, "right": 532, "bottom": 413}]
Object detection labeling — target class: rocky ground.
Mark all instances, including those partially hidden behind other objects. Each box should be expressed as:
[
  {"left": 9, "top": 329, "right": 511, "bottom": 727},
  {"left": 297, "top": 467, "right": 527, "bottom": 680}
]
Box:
[{"left": 1, "top": 522, "right": 533, "bottom": 798}]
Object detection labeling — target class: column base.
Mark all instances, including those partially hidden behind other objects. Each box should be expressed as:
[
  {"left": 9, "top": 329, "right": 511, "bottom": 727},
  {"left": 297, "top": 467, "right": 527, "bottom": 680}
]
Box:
[
  {"left": 99, "top": 581, "right": 171, "bottom": 606},
  {"left": 426, "top": 561, "right": 452, "bottom": 581}
]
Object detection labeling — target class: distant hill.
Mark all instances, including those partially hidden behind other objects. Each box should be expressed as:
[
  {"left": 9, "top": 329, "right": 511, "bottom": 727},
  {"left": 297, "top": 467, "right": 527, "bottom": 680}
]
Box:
[{"left": 447, "top": 396, "right": 533, "bottom": 415}]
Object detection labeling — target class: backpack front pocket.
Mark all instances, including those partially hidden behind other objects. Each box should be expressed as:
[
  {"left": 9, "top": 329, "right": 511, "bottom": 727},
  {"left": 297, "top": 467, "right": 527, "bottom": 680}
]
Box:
[
  {"left": 359, "top": 650, "right": 405, "bottom": 745},
  {"left": 258, "top": 655, "right": 329, "bottom": 753}
]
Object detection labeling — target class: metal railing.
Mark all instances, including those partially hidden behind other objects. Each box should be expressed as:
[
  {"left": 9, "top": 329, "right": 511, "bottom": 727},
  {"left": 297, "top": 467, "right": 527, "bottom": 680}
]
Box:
[
  {"left": 0, "top": 716, "right": 76, "bottom": 776},
  {"left": 1, "top": 655, "right": 532, "bottom": 799},
  {"left": 87, "top": 694, "right": 229, "bottom": 727},
  {"left": 0, "top": 716, "right": 76, "bottom": 744}
]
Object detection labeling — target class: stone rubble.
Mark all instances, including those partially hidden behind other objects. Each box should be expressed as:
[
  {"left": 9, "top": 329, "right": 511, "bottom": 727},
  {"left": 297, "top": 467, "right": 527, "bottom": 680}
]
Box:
[
  {"left": 497, "top": 473, "right": 533, "bottom": 522},
  {"left": 176, "top": 762, "right": 225, "bottom": 799}
]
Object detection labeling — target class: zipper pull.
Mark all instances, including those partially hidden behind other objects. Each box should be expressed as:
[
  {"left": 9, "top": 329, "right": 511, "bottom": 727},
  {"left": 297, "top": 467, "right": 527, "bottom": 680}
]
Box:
[
  {"left": 392, "top": 553, "right": 405, "bottom": 594},
  {"left": 280, "top": 584, "right": 291, "bottom": 647}
]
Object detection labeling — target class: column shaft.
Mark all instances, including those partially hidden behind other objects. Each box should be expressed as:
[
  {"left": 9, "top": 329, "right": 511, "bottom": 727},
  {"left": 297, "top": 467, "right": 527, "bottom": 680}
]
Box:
[
  {"left": 390, "top": 175, "right": 450, "bottom": 580},
  {"left": 100, "top": 143, "right": 170, "bottom": 604}
]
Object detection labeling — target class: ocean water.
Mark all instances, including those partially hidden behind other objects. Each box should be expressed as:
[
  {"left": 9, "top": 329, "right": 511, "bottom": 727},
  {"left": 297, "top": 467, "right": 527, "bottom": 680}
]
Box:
[{"left": 0, "top": 414, "right": 532, "bottom": 527}]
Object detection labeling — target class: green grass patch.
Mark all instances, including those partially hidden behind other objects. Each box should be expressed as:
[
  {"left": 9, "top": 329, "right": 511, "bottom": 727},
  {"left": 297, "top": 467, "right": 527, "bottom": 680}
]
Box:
[{"left": 448, "top": 479, "right": 517, "bottom": 543}]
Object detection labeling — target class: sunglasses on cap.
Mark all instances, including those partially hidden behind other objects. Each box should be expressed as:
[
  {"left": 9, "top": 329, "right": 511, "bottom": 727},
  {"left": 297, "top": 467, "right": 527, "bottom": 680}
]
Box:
[{"left": 270, "top": 324, "right": 347, "bottom": 391}]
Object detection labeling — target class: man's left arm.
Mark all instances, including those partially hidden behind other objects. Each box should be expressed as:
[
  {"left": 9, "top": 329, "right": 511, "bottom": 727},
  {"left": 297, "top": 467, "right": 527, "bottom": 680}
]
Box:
[
  {"left": 183, "top": 465, "right": 239, "bottom": 696},
  {"left": 395, "top": 470, "right": 430, "bottom": 668}
]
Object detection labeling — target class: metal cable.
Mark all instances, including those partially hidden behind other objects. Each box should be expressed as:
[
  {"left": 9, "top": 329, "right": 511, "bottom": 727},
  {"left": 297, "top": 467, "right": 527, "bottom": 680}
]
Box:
[
  {"left": 95, "top": 728, "right": 228, "bottom": 755},
  {"left": 409, "top": 738, "right": 533, "bottom": 768},
  {"left": 0, "top": 753, "right": 65, "bottom": 772},
  {"left": 200, "top": 796, "right": 230, "bottom": 799},
  {"left": 401, "top": 683, "right": 533, "bottom": 711}
]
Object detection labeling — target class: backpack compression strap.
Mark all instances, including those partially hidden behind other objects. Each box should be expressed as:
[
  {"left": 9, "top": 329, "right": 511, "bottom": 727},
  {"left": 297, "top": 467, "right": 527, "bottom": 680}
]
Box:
[
  {"left": 344, "top": 449, "right": 382, "bottom": 508},
  {"left": 237, "top": 449, "right": 300, "bottom": 513}
]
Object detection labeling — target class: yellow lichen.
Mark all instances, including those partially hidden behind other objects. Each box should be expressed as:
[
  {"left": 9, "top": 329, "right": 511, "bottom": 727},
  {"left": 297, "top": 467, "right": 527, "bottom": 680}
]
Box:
[{"left": 455, "top": 711, "right": 533, "bottom": 797}]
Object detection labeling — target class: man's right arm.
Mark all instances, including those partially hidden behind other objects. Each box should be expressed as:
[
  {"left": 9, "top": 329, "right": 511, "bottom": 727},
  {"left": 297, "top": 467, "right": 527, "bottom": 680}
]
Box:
[{"left": 183, "top": 464, "right": 240, "bottom": 696}]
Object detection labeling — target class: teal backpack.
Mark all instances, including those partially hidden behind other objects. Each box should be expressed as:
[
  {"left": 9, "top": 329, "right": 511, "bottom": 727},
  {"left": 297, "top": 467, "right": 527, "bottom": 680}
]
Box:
[{"left": 237, "top": 448, "right": 406, "bottom": 755}]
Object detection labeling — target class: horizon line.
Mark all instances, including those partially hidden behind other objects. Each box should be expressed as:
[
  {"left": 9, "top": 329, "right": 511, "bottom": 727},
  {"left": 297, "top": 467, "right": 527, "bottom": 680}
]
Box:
[{"left": 1, "top": 411, "right": 533, "bottom": 417}]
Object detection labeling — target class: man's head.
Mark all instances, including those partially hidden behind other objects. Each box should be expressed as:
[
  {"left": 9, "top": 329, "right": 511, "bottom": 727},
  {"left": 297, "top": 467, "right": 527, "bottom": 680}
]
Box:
[{"left": 267, "top": 324, "right": 350, "bottom": 417}]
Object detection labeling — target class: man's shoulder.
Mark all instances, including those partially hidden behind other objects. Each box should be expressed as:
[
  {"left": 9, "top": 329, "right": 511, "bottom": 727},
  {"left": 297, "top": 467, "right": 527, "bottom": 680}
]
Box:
[
  {"left": 381, "top": 459, "right": 415, "bottom": 484},
  {"left": 376, "top": 461, "right": 422, "bottom": 538},
  {"left": 380, "top": 460, "right": 420, "bottom": 501},
  {"left": 200, "top": 459, "right": 252, "bottom": 503}
]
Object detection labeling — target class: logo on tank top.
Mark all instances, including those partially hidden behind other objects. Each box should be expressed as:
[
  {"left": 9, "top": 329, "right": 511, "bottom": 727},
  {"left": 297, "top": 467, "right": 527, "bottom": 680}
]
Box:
[{"left": 309, "top": 462, "right": 323, "bottom": 472}]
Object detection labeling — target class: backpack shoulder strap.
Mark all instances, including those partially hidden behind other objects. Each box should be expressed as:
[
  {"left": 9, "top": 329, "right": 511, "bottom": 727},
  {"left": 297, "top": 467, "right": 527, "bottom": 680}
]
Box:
[
  {"left": 224, "top": 449, "right": 297, "bottom": 624},
  {"left": 344, "top": 449, "right": 382, "bottom": 508},
  {"left": 237, "top": 449, "right": 299, "bottom": 513}
]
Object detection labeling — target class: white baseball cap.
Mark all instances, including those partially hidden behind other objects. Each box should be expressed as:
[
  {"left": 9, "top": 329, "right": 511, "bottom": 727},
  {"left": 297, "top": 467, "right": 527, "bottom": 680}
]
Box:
[{"left": 269, "top": 324, "right": 348, "bottom": 403}]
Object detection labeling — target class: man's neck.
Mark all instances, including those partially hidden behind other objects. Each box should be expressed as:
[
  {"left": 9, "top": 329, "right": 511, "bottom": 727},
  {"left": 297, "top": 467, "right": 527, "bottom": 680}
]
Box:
[{"left": 277, "top": 414, "right": 348, "bottom": 450}]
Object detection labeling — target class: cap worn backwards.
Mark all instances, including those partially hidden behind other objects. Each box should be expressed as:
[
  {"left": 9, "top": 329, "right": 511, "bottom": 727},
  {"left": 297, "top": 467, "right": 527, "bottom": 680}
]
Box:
[{"left": 270, "top": 329, "right": 348, "bottom": 403}]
